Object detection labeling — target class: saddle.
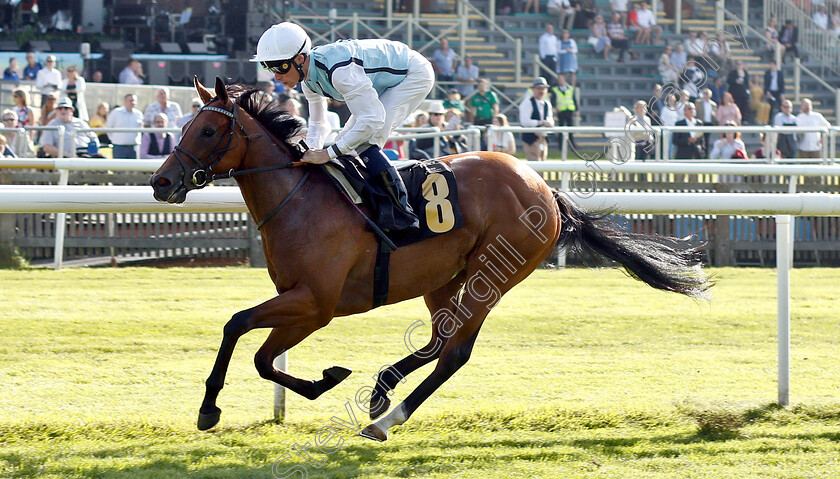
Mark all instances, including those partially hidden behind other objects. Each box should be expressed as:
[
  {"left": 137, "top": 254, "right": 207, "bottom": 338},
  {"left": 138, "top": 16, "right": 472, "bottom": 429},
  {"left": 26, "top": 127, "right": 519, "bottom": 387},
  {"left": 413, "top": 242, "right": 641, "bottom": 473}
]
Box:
[
  {"left": 321, "top": 156, "right": 465, "bottom": 309},
  {"left": 321, "top": 156, "right": 464, "bottom": 248}
]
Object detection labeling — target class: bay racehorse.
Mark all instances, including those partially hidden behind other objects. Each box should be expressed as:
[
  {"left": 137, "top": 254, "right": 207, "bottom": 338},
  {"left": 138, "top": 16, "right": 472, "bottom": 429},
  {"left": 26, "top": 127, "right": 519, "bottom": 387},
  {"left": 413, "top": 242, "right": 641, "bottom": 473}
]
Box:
[{"left": 150, "top": 78, "right": 712, "bottom": 441}]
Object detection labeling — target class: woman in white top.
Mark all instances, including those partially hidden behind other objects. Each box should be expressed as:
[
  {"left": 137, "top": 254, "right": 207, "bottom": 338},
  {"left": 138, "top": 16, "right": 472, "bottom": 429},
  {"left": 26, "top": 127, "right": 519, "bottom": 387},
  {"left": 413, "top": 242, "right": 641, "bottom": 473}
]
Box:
[{"left": 488, "top": 113, "right": 516, "bottom": 155}]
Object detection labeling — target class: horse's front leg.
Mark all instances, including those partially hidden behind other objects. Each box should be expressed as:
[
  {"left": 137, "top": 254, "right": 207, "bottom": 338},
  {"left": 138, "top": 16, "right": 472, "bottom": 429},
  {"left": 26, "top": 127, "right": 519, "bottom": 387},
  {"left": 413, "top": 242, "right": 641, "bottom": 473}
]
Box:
[{"left": 198, "top": 286, "right": 346, "bottom": 430}]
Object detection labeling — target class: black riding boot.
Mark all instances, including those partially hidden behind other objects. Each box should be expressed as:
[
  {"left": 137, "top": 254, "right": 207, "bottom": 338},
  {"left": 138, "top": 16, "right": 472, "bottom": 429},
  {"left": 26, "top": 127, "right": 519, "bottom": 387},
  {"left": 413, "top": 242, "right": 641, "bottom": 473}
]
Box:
[{"left": 359, "top": 145, "right": 420, "bottom": 233}]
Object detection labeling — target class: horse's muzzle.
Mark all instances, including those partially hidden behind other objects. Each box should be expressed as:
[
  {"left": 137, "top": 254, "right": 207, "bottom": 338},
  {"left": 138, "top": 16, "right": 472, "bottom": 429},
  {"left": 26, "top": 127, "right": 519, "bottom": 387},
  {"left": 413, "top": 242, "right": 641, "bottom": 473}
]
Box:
[{"left": 150, "top": 172, "right": 187, "bottom": 204}]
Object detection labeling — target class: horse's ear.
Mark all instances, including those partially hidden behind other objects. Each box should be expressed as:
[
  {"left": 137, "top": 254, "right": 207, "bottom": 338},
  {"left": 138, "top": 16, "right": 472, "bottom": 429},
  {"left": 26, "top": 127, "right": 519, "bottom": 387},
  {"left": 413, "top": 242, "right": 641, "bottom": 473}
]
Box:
[
  {"left": 194, "top": 76, "right": 212, "bottom": 104},
  {"left": 214, "top": 77, "right": 229, "bottom": 105}
]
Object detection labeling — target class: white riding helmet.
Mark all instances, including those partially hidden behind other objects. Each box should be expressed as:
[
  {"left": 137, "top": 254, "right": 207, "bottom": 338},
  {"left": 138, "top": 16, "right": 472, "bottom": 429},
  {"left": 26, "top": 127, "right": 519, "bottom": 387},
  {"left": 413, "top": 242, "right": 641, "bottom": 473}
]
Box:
[{"left": 250, "top": 22, "right": 312, "bottom": 63}]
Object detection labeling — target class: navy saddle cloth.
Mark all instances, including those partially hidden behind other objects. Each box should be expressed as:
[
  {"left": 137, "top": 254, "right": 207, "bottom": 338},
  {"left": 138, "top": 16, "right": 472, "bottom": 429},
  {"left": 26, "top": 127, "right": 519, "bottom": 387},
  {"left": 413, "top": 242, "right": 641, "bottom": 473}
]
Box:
[{"left": 322, "top": 156, "right": 464, "bottom": 247}]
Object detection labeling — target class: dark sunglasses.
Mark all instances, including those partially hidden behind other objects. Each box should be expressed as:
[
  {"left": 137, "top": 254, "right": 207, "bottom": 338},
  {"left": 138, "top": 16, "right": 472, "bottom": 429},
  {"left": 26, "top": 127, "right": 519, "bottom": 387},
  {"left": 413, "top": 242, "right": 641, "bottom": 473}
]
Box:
[{"left": 260, "top": 60, "right": 293, "bottom": 75}]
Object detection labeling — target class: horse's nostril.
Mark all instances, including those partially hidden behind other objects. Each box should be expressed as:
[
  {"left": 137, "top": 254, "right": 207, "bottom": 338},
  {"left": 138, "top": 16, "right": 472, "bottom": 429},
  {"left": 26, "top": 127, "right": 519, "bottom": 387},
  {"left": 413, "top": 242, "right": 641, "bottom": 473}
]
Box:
[{"left": 155, "top": 176, "right": 171, "bottom": 188}]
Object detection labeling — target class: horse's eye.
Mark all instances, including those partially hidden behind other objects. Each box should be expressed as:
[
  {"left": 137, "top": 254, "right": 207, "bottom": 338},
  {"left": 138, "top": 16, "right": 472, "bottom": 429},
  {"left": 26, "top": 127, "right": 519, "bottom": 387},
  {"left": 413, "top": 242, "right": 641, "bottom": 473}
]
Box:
[{"left": 202, "top": 128, "right": 214, "bottom": 137}]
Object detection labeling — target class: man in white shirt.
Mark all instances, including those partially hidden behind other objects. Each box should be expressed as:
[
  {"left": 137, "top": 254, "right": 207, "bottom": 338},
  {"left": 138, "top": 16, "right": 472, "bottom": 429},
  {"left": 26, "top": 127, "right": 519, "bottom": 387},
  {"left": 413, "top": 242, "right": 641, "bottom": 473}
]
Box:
[
  {"left": 119, "top": 59, "right": 144, "bottom": 85},
  {"left": 813, "top": 6, "right": 828, "bottom": 30},
  {"left": 539, "top": 23, "right": 560, "bottom": 75},
  {"left": 38, "top": 97, "right": 98, "bottom": 157},
  {"left": 143, "top": 88, "right": 183, "bottom": 127},
  {"left": 454, "top": 56, "right": 480, "bottom": 97},
  {"left": 773, "top": 99, "right": 798, "bottom": 159},
  {"left": 519, "top": 77, "right": 555, "bottom": 161},
  {"left": 35, "top": 55, "right": 62, "bottom": 96},
  {"left": 796, "top": 99, "right": 830, "bottom": 158},
  {"left": 636, "top": 2, "right": 662, "bottom": 45},
  {"left": 105, "top": 93, "right": 144, "bottom": 159},
  {"left": 431, "top": 37, "right": 458, "bottom": 83}
]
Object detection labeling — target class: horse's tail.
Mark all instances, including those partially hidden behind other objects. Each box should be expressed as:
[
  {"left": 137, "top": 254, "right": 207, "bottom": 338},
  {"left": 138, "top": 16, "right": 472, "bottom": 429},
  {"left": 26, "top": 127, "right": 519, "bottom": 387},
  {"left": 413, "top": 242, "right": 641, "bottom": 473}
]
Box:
[{"left": 553, "top": 190, "right": 713, "bottom": 299}]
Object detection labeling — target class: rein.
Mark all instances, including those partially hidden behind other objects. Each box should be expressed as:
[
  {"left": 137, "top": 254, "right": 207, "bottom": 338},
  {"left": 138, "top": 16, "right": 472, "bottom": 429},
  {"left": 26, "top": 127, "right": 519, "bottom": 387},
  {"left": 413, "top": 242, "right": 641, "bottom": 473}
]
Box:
[{"left": 178, "top": 100, "right": 309, "bottom": 229}]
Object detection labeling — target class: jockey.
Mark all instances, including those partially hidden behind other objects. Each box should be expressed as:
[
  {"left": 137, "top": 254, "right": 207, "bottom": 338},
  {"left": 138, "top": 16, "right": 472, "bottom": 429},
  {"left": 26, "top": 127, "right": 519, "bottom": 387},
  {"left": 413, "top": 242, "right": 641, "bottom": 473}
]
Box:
[{"left": 252, "top": 22, "right": 435, "bottom": 233}]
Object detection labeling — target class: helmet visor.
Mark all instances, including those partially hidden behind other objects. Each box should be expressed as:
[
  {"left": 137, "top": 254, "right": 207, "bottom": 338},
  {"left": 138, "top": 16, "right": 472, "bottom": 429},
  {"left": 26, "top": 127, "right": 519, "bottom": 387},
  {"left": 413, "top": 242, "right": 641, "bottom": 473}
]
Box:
[{"left": 260, "top": 60, "right": 293, "bottom": 75}]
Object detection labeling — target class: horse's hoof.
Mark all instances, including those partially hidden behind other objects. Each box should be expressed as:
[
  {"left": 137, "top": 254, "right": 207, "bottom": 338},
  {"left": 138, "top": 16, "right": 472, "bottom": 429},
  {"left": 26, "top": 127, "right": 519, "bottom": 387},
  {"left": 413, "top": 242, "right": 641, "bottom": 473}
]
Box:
[
  {"left": 359, "top": 423, "right": 389, "bottom": 442},
  {"left": 197, "top": 407, "right": 221, "bottom": 431},
  {"left": 370, "top": 395, "right": 391, "bottom": 420},
  {"left": 323, "top": 366, "right": 352, "bottom": 384}
]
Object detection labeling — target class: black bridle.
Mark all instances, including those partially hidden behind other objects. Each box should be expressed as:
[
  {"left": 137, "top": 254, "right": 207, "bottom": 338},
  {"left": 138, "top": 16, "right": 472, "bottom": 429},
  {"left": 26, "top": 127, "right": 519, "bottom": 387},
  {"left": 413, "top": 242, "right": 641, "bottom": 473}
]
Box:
[{"left": 173, "top": 100, "right": 308, "bottom": 229}]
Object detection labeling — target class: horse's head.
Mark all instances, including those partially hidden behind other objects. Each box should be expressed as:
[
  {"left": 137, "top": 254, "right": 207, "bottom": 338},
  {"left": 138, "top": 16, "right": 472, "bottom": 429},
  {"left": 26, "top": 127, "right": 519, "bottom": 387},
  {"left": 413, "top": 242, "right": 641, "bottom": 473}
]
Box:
[{"left": 150, "top": 77, "right": 250, "bottom": 203}]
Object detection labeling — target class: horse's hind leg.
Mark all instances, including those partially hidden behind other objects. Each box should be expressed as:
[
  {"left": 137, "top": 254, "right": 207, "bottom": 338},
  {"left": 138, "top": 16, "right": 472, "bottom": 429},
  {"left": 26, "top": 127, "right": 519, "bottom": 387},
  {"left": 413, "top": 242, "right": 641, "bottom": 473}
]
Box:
[{"left": 369, "top": 271, "right": 467, "bottom": 420}]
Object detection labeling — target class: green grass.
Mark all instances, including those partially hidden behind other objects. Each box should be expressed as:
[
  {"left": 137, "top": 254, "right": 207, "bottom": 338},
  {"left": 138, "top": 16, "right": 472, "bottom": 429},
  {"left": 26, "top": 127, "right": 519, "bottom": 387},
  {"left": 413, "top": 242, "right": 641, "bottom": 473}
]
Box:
[{"left": 1, "top": 267, "right": 839, "bottom": 478}]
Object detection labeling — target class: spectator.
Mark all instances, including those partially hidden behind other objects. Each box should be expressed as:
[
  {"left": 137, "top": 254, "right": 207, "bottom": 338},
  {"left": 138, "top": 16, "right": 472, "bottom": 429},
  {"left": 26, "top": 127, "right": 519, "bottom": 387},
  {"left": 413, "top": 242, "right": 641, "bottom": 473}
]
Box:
[
  {"left": 523, "top": 0, "right": 539, "bottom": 14},
  {"left": 519, "top": 77, "right": 555, "bottom": 161},
  {"left": 548, "top": 0, "right": 576, "bottom": 30},
  {"left": 707, "top": 33, "right": 731, "bottom": 72},
  {"left": 497, "top": 0, "right": 514, "bottom": 15},
  {"left": 796, "top": 98, "right": 830, "bottom": 159},
  {"left": 636, "top": 2, "right": 662, "bottom": 45},
  {"left": 557, "top": 29, "right": 578, "bottom": 86},
  {"left": 468, "top": 78, "right": 499, "bottom": 127},
  {"left": 455, "top": 56, "right": 480, "bottom": 97},
  {"left": 753, "top": 133, "right": 782, "bottom": 160},
  {"left": 177, "top": 98, "right": 203, "bottom": 129},
  {"left": 413, "top": 102, "right": 449, "bottom": 159},
  {"left": 37, "top": 92, "right": 59, "bottom": 144},
  {"left": 431, "top": 38, "right": 458, "bottom": 84},
  {"left": 539, "top": 23, "right": 560, "bottom": 75},
  {"left": 670, "top": 43, "right": 687, "bottom": 71},
  {"left": 709, "top": 121, "right": 747, "bottom": 160},
  {"left": 277, "top": 94, "right": 308, "bottom": 144},
  {"left": 830, "top": 7, "right": 840, "bottom": 37},
  {"left": 3, "top": 58, "right": 19, "bottom": 80},
  {"left": 22, "top": 52, "right": 41, "bottom": 81},
  {"left": 607, "top": 13, "right": 638, "bottom": 62},
  {"left": 488, "top": 113, "right": 516, "bottom": 155},
  {"left": 119, "top": 59, "right": 144, "bottom": 85},
  {"left": 696, "top": 88, "right": 717, "bottom": 148},
  {"left": 814, "top": 5, "right": 828, "bottom": 29},
  {"left": 143, "top": 87, "right": 183, "bottom": 127},
  {"left": 91, "top": 70, "right": 104, "bottom": 83},
  {"left": 11, "top": 90, "right": 36, "bottom": 131},
  {"left": 105, "top": 94, "right": 144, "bottom": 159},
  {"left": 573, "top": 0, "right": 598, "bottom": 30},
  {"left": 659, "top": 93, "right": 679, "bottom": 155},
  {"left": 630, "top": 100, "right": 653, "bottom": 161},
  {"left": 443, "top": 89, "right": 466, "bottom": 116},
  {"left": 674, "top": 102, "right": 706, "bottom": 159},
  {"left": 588, "top": 15, "right": 612, "bottom": 60},
  {"left": 140, "top": 113, "right": 176, "bottom": 159},
  {"left": 726, "top": 61, "right": 751, "bottom": 123},
  {"left": 260, "top": 81, "right": 278, "bottom": 101},
  {"left": 749, "top": 75, "right": 771, "bottom": 125},
  {"left": 779, "top": 20, "right": 799, "bottom": 59},
  {"left": 628, "top": 3, "right": 641, "bottom": 39},
  {"left": 59, "top": 65, "right": 88, "bottom": 120},
  {"left": 658, "top": 45, "right": 679, "bottom": 83},
  {"left": 0, "top": 134, "right": 12, "bottom": 157},
  {"left": 38, "top": 97, "right": 98, "bottom": 158},
  {"left": 710, "top": 76, "right": 725, "bottom": 104},
  {"left": 550, "top": 73, "right": 577, "bottom": 149},
  {"left": 773, "top": 99, "right": 798, "bottom": 159},
  {"left": 647, "top": 84, "right": 664, "bottom": 126},
  {"left": 764, "top": 16, "right": 786, "bottom": 61},
  {"left": 88, "top": 101, "right": 110, "bottom": 144},
  {"left": 687, "top": 31, "right": 707, "bottom": 59},
  {"left": 35, "top": 55, "right": 61, "bottom": 96},
  {"left": 716, "top": 91, "right": 742, "bottom": 125},
  {"left": 610, "top": 0, "right": 629, "bottom": 26},
  {"left": 1, "top": 110, "right": 35, "bottom": 158},
  {"left": 681, "top": 58, "right": 704, "bottom": 102}
]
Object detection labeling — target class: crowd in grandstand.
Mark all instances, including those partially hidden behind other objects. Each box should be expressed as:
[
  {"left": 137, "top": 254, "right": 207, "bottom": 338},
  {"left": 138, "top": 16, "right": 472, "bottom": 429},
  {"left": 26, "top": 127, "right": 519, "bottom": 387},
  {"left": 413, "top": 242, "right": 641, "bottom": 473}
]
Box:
[{"left": 1, "top": 0, "right": 838, "bottom": 162}]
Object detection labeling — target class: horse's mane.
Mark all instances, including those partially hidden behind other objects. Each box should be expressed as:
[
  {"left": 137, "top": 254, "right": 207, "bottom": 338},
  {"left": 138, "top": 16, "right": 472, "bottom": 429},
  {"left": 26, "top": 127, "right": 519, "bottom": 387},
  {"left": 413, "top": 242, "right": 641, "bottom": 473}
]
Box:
[{"left": 227, "top": 84, "right": 304, "bottom": 149}]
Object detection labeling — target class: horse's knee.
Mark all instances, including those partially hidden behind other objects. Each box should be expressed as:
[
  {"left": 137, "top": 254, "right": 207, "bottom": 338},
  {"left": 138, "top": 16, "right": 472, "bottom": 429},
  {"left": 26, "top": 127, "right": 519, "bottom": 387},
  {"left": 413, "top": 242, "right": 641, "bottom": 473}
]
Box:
[
  {"left": 439, "top": 345, "right": 473, "bottom": 377},
  {"left": 223, "top": 310, "right": 252, "bottom": 338},
  {"left": 254, "top": 350, "right": 276, "bottom": 380}
]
